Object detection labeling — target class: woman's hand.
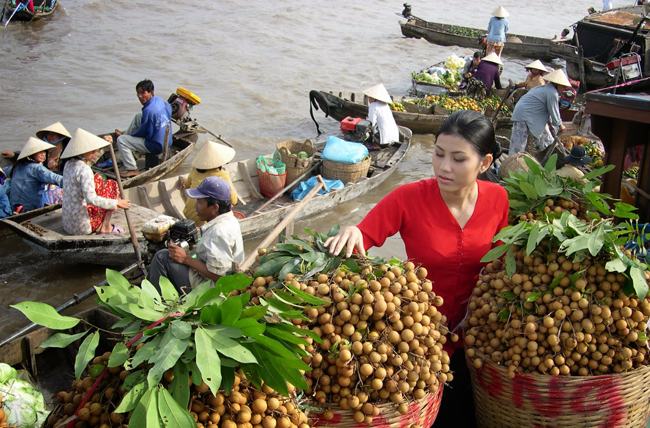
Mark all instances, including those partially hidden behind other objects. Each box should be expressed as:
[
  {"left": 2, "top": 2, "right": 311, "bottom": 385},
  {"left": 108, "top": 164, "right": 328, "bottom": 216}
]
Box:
[
  {"left": 325, "top": 226, "right": 366, "bottom": 258},
  {"left": 117, "top": 199, "right": 130, "bottom": 209}
]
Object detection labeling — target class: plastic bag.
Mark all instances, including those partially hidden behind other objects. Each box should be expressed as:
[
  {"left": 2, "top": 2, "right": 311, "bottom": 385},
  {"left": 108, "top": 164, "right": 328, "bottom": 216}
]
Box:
[
  {"left": 322, "top": 136, "right": 369, "bottom": 164},
  {"left": 291, "top": 176, "right": 344, "bottom": 201},
  {"left": 256, "top": 155, "right": 287, "bottom": 198},
  {"left": 256, "top": 155, "right": 286, "bottom": 175},
  {"left": 0, "top": 363, "right": 49, "bottom": 428}
]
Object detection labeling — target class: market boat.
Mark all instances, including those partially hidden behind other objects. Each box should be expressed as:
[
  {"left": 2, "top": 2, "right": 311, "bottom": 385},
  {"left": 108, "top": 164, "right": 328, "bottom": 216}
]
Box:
[
  {"left": 124, "top": 127, "right": 412, "bottom": 239},
  {"left": 399, "top": 15, "right": 577, "bottom": 61},
  {"left": 1, "top": 0, "right": 58, "bottom": 22},
  {"left": 309, "top": 90, "right": 511, "bottom": 134},
  {"left": 0, "top": 202, "right": 161, "bottom": 265}
]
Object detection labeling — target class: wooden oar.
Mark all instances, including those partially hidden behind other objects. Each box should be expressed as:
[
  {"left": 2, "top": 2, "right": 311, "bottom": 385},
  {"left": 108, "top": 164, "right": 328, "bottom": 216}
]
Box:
[
  {"left": 240, "top": 176, "right": 326, "bottom": 272},
  {"left": 253, "top": 160, "right": 322, "bottom": 214},
  {"left": 0, "top": 262, "right": 139, "bottom": 348},
  {"left": 194, "top": 122, "right": 235, "bottom": 148},
  {"left": 108, "top": 145, "right": 147, "bottom": 277}
]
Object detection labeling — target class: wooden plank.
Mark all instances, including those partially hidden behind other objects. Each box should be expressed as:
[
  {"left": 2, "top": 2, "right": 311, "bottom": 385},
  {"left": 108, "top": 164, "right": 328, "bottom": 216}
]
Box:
[
  {"left": 238, "top": 161, "right": 264, "bottom": 200},
  {"left": 602, "top": 119, "right": 629, "bottom": 198},
  {"left": 158, "top": 180, "right": 184, "bottom": 219}
]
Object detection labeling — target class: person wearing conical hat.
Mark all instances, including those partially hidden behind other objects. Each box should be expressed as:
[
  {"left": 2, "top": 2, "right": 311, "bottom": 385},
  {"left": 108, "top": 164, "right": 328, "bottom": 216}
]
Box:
[
  {"left": 363, "top": 83, "right": 399, "bottom": 147},
  {"left": 182, "top": 140, "right": 238, "bottom": 227},
  {"left": 470, "top": 53, "right": 503, "bottom": 95},
  {"left": 35, "top": 122, "right": 72, "bottom": 172},
  {"left": 61, "top": 128, "right": 130, "bottom": 235},
  {"left": 509, "top": 68, "right": 572, "bottom": 156},
  {"left": 8, "top": 137, "right": 63, "bottom": 213},
  {"left": 486, "top": 6, "right": 509, "bottom": 57},
  {"left": 512, "top": 60, "right": 548, "bottom": 90}
]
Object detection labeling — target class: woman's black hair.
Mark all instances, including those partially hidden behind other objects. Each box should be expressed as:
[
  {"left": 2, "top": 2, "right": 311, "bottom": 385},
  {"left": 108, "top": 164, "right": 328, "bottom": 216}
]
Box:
[
  {"left": 206, "top": 197, "right": 231, "bottom": 215},
  {"left": 437, "top": 110, "right": 502, "bottom": 161},
  {"left": 195, "top": 166, "right": 223, "bottom": 174}
]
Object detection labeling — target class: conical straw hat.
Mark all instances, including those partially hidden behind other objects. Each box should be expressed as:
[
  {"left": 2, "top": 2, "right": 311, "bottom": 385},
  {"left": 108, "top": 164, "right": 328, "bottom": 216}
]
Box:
[
  {"left": 18, "top": 137, "right": 56, "bottom": 160},
  {"left": 482, "top": 52, "right": 503, "bottom": 65},
  {"left": 61, "top": 128, "right": 110, "bottom": 159},
  {"left": 525, "top": 60, "right": 548, "bottom": 72},
  {"left": 192, "top": 140, "right": 236, "bottom": 169},
  {"left": 363, "top": 83, "right": 393, "bottom": 104},
  {"left": 35, "top": 122, "right": 71, "bottom": 140},
  {"left": 493, "top": 6, "right": 509, "bottom": 18},
  {"left": 545, "top": 68, "right": 572, "bottom": 87}
]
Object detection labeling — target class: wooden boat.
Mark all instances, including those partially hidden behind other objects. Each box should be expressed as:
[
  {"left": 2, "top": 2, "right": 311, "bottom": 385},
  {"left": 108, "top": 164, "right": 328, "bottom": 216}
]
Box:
[
  {"left": 0, "top": 203, "right": 162, "bottom": 265},
  {"left": 1, "top": 0, "right": 58, "bottom": 22},
  {"left": 309, "top": 90, "right": 511, "bottom": 134},
  {"left": 400, "top": 15, "right": 578, "bottom": 61},
  {"left": 124, "top": 127, "right": 412, "bottom": 239}
]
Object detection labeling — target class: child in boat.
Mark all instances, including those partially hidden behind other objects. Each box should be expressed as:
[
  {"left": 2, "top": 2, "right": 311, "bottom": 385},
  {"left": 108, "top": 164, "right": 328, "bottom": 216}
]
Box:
[
  {"left": 60, "top": 128, "right": 130, "bottom": 235},
  {"left": 363, "top": 83, "right": 399, "bottom": 147},
  {"left": 9, "top": 137, "right": 63, "bottom": 213},
  {"left": 182, "top": 140, "right": 238, "bottom": 227}
]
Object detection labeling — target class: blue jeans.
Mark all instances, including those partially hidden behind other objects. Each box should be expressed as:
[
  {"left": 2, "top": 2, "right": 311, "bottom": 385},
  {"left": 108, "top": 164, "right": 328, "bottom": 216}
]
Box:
[{"left": 147, "top": 249, "right": 190, "bottom": 292}]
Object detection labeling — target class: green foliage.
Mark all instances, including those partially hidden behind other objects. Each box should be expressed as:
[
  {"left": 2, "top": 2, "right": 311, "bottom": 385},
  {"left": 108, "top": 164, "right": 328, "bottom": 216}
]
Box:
[{"left": 9, "top": 301, "right": 81, "bottom": 330}]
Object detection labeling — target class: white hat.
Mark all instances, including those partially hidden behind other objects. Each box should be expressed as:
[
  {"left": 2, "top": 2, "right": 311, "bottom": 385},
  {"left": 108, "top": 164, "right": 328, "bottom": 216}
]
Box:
[
  {"left": 61, "top": 128, "right": 110, "bottom": 159},
  {"left": 482, "top": 52, "right": 503, "bottom": 65},
  {"left": 545, "top": 68, "right": 572, "bottom": 87},
  {"left": 192, "top": 140, "right": 236, "bottom": 169},
  {"left": 525, "top": 60, "right": 548, "bottom": 72},
  {"left": 18, "top": 137, "right": 56, "bottom": 161},
  {"left": 493, "top": 6, "right": 509, "bottom": 18},
  {"left": 35, "top": 122, "right": 71, "bottom": 140},
  {"left": 363, "top": 83, "right": 393, "bottom": 104}
]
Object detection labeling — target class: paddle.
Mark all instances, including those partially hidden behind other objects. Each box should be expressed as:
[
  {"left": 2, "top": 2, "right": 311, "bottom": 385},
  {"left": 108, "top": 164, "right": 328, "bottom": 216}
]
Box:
[
  {"left": 0, "top": 262, "right": 139, "bottom": 348},
  {"left": 252, "top": 160, "right": 322, "bottom": 214},
  {"left": 3, "top": 0, "right": 25, "bottom": 28},
  {"left": 107, "top": 145, "right": 147, "bottom": 277},
  {"left": 240, "top": 176, "right": 326, "bottom": 272},
  {"left": 194, "top": 122, "right": 235, "bottom": 148}
]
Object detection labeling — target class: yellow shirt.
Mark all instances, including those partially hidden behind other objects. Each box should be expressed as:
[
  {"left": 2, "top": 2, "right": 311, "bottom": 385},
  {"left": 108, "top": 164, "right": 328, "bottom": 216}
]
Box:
[{"left": 183, "top": 168, "right": 238, "bottom": 226}]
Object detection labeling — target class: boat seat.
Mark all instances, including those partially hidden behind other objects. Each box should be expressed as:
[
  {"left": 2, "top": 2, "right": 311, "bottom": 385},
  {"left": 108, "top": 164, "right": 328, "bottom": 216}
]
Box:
[{"left": 158, "top": 180, "right": 184, "bottom": 219}]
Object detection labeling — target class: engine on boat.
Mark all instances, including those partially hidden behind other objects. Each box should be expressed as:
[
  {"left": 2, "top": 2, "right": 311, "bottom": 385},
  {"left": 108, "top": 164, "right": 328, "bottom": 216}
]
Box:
[{"left": 142, "top": 217, "right": 199, "bottom": 264}]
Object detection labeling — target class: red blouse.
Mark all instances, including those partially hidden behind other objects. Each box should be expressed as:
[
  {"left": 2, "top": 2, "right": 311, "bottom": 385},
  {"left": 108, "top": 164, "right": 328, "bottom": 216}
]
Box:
[{"left": 358, "top": 178, "right": 509, "bottom": 331}]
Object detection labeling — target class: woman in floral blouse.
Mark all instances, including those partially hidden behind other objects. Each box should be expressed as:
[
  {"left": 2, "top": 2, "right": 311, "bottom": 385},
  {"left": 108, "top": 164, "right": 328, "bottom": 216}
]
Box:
[{"left": 60, "top": 128, "right": 129, "bottom": 235}]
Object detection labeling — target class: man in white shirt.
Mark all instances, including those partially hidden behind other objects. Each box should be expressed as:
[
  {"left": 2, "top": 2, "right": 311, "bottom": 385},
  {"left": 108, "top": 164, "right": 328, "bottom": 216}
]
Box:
[
  {"left": 147, "top": 176, "right": 245, "bottom": 292},
  {"left": 363, "top": 83, "right": 400, "bottom": 146}
]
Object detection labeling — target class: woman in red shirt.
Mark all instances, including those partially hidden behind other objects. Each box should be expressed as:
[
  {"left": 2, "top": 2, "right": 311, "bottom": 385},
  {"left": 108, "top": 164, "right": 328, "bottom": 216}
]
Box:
[{"left": 326, "top": 110, "right": 509, "bottom": 426}]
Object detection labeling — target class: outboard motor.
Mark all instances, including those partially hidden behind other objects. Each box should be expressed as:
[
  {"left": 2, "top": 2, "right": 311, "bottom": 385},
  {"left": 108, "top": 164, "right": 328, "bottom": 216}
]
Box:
[{"left": 340, "top": 116, "right": 372, "bottom": 142}]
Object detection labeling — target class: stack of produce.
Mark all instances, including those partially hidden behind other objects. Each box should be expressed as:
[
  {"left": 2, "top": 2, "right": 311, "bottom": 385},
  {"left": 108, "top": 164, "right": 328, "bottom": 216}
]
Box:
[
  {"left": 412, "top": 54, "right": 466, "bottom": 89},
  {"left": 389, "top": 102, "right": 405, "bottom": 112},
  {"left": 464, "top": 155, "right": 650, "bottom": 426},
  {"left": 407, "top": 94, "right": 508, "bottom": 115},
  {"left": 250, "top": 228, "right": 452, "bottom": 426},
  {"left": 12, "top": 271, "right": 319, "bottom": 427}
]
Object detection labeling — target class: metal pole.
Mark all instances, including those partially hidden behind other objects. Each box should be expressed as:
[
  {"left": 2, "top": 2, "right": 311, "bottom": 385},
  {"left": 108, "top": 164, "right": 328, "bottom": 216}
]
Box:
[{"left": 108, "top": 145, "right": 147, "bottom": 277}]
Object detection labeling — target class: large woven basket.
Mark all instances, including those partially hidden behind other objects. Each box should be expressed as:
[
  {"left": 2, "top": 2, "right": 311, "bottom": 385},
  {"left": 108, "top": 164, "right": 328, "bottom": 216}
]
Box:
[
  {"left": 322, "top": 156, "right": 371, "bottom": 184},
  {"left": 467, "top": 355, "right": 650, "bottom": 428},
  {"left": 310, "top": 387, "right": 443, "bottom": 427},
  {"left": 276, "top": 139, "right": 316, "bottom": 185}
]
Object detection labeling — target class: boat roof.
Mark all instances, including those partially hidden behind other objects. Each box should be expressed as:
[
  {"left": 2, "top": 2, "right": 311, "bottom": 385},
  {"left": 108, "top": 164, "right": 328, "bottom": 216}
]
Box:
[{"left": 583, "top": 7, "right": 650, "bottom": 33}]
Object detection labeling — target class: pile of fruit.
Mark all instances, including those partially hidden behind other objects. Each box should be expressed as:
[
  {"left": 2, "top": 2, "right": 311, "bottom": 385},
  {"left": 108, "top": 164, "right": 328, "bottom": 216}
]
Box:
[
  {"left": 480, "top": 94, "right": 511, "bottom": 115},
  {"left": 389, "top": 102, "right": 405, "bottom": 112},
  {"left": 250, "top": 228, "right": 453, "bottom": 424},
  {"left": 407, "top": 94, "right": 509, "bottom": 115},
  {"left": 466, "top": 155, "right": 650, "bottom": 377}
]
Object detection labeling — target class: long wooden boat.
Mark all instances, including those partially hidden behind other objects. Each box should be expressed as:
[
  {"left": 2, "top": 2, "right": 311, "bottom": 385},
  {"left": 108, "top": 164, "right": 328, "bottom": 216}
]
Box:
[
  {"left": 309, "top": 90, "right": 511, "bottom": 134},
  {"left": 124, "top": 127, "right": 412, "bottom": 239},
  {"left": 400, "top": 15, "right": 578, "bottom": 61},
  {"left": 0, "top": 203, "right": 161, "bottom": 265},
  {"left": 1, "top": 0, "right": 58, "bottom": 22}
]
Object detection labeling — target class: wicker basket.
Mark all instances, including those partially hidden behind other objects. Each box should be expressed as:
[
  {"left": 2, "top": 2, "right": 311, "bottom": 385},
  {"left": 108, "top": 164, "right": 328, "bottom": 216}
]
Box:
[
  {"left": 322, "top": 156, "right": 371, "bottom": 184},
  {"left": 467, "top": 355, "right": 650, "bottom": 428},
  {"left": 310, "top": 387, "right": 443, "bottom": 427},
  {"left": 276, "top": 139, "right": 316, "bottom": 185}
]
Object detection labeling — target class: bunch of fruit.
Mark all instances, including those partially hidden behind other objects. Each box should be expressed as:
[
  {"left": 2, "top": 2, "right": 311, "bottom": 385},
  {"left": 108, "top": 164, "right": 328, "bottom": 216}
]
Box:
[
  {"left": 479, "top": 95, "right": 511, "bottom": 115},
  {"left": 438, "top": 96, "right": 482, "bottom": 112},
  {"left": 389, "top": 102, "right": 405, "bottom": 112},
  {"left": 584, "top": 141, "right": 605, "bottom": 168}
]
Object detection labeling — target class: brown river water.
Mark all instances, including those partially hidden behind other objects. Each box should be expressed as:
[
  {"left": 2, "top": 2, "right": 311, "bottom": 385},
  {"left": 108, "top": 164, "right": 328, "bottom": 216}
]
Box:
[{"left": 0, "top": 0, "right": 597, "bottom": 336}]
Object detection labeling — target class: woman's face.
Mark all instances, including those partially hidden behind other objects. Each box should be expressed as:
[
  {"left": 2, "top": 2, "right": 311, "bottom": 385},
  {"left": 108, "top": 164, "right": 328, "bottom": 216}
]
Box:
[
  {"left": 33, "top": 151, "right": 47, "bottom": 163},
  {"left": 432, "top": 134, "right": 492, "bottom": 191},
  {"left": 82, "top": 149, "right": 101, "bottom": 163}
]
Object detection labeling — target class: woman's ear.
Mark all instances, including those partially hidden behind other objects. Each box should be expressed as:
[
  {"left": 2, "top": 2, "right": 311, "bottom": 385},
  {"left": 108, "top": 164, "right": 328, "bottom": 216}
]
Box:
[{"left": 479, "top": 154, "right": 494, "bottom": 173}]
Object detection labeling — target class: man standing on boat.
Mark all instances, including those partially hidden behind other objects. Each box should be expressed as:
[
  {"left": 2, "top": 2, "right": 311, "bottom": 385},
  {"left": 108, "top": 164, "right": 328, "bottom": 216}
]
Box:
[
  {"left": 115, "top": 79, "right": 172, "bottom": 178},
  {"left": 147, "top": 176, "right": 245, "bottom": 293},
  {"left": 363, "top": 83, "right": 399, "bottom": 147},
  {"left": 508, "top": 69, "right": 572, "bottom": 155}
]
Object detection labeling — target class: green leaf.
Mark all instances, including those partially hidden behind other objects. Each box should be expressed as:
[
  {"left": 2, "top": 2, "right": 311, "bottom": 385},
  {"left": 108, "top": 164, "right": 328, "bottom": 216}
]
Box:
[
  {"left": 131, "top": 335, "right": 162, "bottom": 369},
  {"left": 220, "top": 296, "right": 243, "bottom": 326},
  {"left": 74, "top": 331, "right": 100, "bottom": 379},
  {"left": 550, "top": 272, "right": 566, "bottom": 288},
  {"left": 255, "top": 256, "right": 295, "bottom": 277},
  {"left": 500, "top": 291, "right": 516, "bottom": 301},
  {"left": 115, "top": 381, "right": 147, "bottom": 413},
  {"left": 171, "top": 320, "right": 192, "bottom": 340},
  {"left": 127, "top": 387, "right": 151, "bottom": 427},
  {"left": 586, "top": 192, "right": 612, "bottom": 216},
  {"left": 481, "top": 244, "right": 509, "bottom": 263},
  {"left": 630, "top": 267, "right": 649, "bottom": 299},
  {"left": 123, "top": 370, "right": 146, "bottom": 391},
  {"left": 561, "top": 235, "right": 591, "bottom": 256},
  {"left": 526, "top": 291, "right": 542, "bottom": 303},
  {"left": 200, "top": 304, "right": 222, "bottom": 325},
  {"left": 505, "top": 247, "right": 516, "bottom": 276},
  {"left": 613, "top": 202, "right": 639, "bottom": 220},
  {"left": 179, "top": 282, "right": 213, "bottom": 311},
  {"left": 519, "top": 182, "right": 538, "bottom": 200},
  {"left": 233, "top": 318, "right": 265, "bottom": 336},
  {"left": 342, "top": 259, "right": 360, "bottom": 273},
  {"left": 498, "top": 308, "right": 510, "bottom": 321},
  {"left": 139, "top": 279, "right": 165, "bottom": 311},
  {"left": 39, "top": 331, "right": 88, "bottom": 349},
  {"left": 544, "top": 154, "right": 558, "bottom": 172},
  {"left": 10, "top": 301, "right": 81, "bottom": 330},
  {"left": 606, "top": 258, "right": 627, "bottom": 273},
  {"left": 524, "top": 155, "right": 544, "bottom": 175},
  {"left": 252, "top": 335, "right": 296, "bottom": 360},
  {"left": 204, "top": 327, "right": 257, "bottom": 364},
  {"left": 157, "top": 386, "right": 196, "bottom": 427},
  {"left": 147, "top": 331, "right": 189, "bottom": 388},
  {"left": 587, "top": 225, "right": 605, "bottom": 257},
  {"left": 217, "top": 273, "right": 253, "bottom": 295},
  {"left": 285, "top": 284, "right": 327, "bottom": 305},
  {"left": 195, "top": 327, "right": 223, "bottom": 395},
  {"left": 526, "top": 223, "right": 540, "bottom": 256},
  {"left": 159, "top": 277, "right": 179, "bottom": 304},
  {"left": 125, "top": 302, "right": 164, "bottom": 322},
  {"left": 266, "top": 326, "right": 309, "bottom": 346},
  {"left": 533, "top": 177, "right": 547, "bottom": 198},
  {"left": 583, "top": 164, "right": 614, "bottom": 181},
  {"left": 108, "top": 342, "right": 129, "bottom": 368},
  {"left": 170, "top": 362, "right": 190, "bottom": 409},
  {"left": 145, "top": 387, "right": 162, "bottom": 428},
  {"left": 327, "top": 224, "right": 340, "bottom": 237},
  {"left": 279, "top": 258, "right": 301, "bottom": 280},
  {"left": 241, "top": 305, "right": 267, "bottom": 320},
  {"left": 106, "top": 269, "right": 133, "bottom": 293},
  {"left": 221, "top": 366, "right": 235, "bottom": 392}
]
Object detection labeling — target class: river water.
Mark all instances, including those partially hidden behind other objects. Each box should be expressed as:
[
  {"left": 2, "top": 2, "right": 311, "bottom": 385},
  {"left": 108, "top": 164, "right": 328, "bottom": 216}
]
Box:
[{"left": 0, "top": 0, "right": 597, "bottom": 336}]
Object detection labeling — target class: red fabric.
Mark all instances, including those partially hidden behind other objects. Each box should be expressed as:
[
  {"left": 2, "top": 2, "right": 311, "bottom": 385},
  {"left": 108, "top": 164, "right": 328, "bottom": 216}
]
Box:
[
  {"left": 358, "top": 178, "right": 509, "bottom": 333},
  {"left": 87, "top": 174, "right": 118, "bottom": 233}
]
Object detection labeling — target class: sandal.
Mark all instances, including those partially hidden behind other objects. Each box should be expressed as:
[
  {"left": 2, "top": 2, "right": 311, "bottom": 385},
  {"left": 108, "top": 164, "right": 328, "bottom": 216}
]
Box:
[{"left": 110, "top": 224, "right": 125, "bottom": 234}]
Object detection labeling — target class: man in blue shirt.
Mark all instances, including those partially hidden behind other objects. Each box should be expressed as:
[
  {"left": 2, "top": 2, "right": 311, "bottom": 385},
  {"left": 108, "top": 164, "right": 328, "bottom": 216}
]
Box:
[{"left": 116, "top": 79, "right": 172, "bottom": 177}]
